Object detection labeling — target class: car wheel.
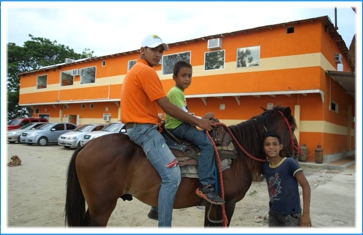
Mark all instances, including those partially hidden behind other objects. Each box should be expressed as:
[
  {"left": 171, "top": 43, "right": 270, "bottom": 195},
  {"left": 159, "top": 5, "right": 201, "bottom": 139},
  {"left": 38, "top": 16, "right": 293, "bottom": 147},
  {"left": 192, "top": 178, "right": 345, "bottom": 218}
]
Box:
[
  {"left": 64, "top": 146, "right": 70, "bottom": 149},
  {"left": 17, "top": 136, "right": 21, "bottom": 143},
  {"left": 38, "top": 137, "right": 48, "bottom": 146},
  {"left": 77, "top": 141, "right": 82, "bottom": 148},
  {"left": 9, "top": 141, "right": 16, "bottom": 144}
]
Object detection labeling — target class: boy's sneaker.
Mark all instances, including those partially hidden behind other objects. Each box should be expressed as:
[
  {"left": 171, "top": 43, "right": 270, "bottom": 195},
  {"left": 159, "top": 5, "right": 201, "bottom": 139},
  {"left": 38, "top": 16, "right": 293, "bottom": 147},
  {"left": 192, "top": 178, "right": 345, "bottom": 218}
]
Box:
[{"left": 195, "top": 185, "right": 225, "bottom": 205}]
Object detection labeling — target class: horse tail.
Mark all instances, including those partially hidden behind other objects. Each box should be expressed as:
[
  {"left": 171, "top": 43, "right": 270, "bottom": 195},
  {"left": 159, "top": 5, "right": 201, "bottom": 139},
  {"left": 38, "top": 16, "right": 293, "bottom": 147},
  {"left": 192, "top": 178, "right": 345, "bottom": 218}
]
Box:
[{"left": 65, "top": 146, "right": 89, "bottom": 226}]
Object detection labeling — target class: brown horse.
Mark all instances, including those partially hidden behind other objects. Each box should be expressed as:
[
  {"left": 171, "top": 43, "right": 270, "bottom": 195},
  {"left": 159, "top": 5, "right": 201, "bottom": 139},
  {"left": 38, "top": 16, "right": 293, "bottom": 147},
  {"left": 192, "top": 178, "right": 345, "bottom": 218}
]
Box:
[{"left": 65, "top": 106, "right": 299, "bottom": 227}]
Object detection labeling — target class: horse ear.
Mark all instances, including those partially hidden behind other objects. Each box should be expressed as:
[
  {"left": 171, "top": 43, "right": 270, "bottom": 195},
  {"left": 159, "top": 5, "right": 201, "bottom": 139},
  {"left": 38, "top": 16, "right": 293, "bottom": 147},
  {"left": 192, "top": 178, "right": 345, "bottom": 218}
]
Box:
[
  {"left": 283, "top": 107, "right": 291, "bottom": 117},
  {"left": 261, "top": 106, "right": 267, "bottom": 111}
]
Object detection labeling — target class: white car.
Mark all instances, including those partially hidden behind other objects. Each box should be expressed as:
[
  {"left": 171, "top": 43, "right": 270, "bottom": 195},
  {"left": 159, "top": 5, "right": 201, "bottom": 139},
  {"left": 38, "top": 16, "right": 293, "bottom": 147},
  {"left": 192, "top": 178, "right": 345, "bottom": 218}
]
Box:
[
  {"left": 58, "top": 123, "right": 105, "bottom": 148},
  {"left": 79, "top": 122, "right": 126, "bottom": 147},
  {"left": 8, "top": 122, "right": 46, "bottom": 143}
]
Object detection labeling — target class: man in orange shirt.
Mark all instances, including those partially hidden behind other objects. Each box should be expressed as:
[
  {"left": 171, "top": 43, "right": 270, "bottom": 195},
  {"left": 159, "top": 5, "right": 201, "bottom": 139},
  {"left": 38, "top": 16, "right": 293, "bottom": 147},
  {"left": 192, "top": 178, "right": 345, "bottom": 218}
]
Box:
[{"left": 121, "top": 34, "right": 216, "bottom": 227}]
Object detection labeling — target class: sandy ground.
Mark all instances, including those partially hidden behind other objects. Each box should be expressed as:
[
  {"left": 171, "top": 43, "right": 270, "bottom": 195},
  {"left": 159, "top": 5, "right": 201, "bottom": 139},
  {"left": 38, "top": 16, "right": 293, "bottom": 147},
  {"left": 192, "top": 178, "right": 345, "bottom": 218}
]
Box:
[{"left": 5, "top": 143, "right": 348, "bottom": 229}]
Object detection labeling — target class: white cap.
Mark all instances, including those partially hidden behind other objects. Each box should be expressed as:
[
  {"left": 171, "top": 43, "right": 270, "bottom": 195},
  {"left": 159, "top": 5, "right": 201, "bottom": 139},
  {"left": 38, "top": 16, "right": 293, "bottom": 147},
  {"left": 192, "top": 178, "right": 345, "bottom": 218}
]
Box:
[{"left": 141, "top": 34, "right": 169, "bottom": 51}]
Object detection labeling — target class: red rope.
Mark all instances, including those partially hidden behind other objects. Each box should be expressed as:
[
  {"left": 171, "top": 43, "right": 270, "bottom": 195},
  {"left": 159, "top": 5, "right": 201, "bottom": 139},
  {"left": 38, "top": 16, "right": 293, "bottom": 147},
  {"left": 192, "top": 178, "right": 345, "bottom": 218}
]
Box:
[
  {"left": 206, "top": 112, "right": 298, "bottom": 226},
  {"left": 215, "top": 123, "right": 266, "bottom": 162},
  {"left": 206, "top": 131, "right": 229, "bottom": 227},
  {"left": 277, "top": 111, "right": 302, "bottom": 155}
]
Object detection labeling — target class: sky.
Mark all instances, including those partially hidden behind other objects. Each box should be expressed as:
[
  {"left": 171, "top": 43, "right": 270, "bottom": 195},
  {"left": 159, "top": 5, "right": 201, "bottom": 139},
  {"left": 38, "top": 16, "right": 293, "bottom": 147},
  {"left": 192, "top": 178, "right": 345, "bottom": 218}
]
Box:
[{"left": 2, "top": 1, "right": 360, "bottom": 57}]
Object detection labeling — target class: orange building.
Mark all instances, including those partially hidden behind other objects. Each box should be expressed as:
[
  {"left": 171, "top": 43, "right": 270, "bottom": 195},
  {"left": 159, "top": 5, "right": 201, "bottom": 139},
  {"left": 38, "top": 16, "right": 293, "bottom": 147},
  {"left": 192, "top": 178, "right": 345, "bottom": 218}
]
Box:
[{"left": 18, "top": 16, "right": 355, "bottom": 163}]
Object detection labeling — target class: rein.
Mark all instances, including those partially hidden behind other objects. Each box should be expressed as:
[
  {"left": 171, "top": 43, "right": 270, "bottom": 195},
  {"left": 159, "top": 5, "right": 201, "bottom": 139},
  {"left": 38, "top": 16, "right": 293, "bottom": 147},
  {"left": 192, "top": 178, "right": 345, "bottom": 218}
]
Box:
[
  {"left": 216, "top": 122, "right": 266, "bottom": 162},
  {"left": 206, "top": 131, "right": 228, "bottom": 227},
  {"left": 277, "top": 110, "right": 302, "bottom": 155},
  {"left": 204, "top": 109, "right": 299, "bottom": 227}
]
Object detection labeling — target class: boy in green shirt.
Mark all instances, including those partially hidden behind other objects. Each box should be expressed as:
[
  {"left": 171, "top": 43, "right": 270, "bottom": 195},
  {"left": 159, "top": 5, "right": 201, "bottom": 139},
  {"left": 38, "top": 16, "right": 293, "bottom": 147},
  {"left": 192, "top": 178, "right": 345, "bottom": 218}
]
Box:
[{"left": 166, "top": 61, "right": 225, "bottom": 205}]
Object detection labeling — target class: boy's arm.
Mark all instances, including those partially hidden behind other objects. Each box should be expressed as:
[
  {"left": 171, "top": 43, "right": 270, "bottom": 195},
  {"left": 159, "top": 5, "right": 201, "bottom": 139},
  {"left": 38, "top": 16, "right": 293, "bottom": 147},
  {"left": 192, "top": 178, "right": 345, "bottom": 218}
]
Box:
[
  {"left": 157, "top": 97, "right": 215, "bottom": 131},
  {"left": 296, "top": 171, "right": 312, "bottom": 227}
]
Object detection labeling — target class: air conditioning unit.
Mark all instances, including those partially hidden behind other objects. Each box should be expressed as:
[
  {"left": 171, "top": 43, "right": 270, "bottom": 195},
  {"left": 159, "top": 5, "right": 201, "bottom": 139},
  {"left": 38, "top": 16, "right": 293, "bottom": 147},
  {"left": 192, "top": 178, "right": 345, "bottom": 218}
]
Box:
[
  {"left": 334, "top": 53, "right": 342, "bottom": 64},
  {"left": 72, "top": 69, "right": 79, "bottom": 76},
  {"left": 207, "top": 38, "right": 222, "bottom": 50},
  {"left": 103, "top": 114, "right": 111, "bottom": 122}
]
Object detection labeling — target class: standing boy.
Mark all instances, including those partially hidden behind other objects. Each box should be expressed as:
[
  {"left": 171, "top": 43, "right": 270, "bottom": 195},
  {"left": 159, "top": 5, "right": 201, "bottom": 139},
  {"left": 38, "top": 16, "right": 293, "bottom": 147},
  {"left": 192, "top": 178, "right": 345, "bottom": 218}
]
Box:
[
  {"left": 165, "top": 60, "right": 225, "bottom": 205},
  {"left": 262, "top": 131, "right": 312, "bottom": 227},
  {"left": 121, "top": 35, "right": 216, "bottom": 227}
]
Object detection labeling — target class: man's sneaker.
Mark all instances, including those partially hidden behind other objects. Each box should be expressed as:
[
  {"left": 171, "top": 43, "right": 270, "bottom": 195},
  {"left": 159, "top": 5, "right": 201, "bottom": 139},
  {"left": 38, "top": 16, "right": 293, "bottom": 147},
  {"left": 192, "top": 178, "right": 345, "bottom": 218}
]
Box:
[{"left": 195, "top": 185, "right": 225, "bottom": 205}]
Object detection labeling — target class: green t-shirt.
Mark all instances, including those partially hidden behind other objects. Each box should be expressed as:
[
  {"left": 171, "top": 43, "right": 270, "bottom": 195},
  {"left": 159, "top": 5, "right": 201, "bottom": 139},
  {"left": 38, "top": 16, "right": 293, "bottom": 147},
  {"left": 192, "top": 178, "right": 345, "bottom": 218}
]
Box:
[{"left": 165, "top": 86, "right": 188, "bottom": 129}]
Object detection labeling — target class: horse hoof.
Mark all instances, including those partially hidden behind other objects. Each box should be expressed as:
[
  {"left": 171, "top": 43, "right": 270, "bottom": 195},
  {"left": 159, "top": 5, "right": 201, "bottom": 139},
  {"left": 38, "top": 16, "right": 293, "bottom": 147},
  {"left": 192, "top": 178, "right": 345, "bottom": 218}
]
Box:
[{"left": 147, "top": 210, "right": 158, "bottom": 221}]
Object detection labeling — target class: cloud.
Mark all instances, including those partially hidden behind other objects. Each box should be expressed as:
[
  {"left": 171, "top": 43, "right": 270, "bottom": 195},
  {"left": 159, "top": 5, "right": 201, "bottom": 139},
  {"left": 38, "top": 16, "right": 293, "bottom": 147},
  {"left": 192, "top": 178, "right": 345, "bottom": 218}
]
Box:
[{"left": 3, "top": 2, "right": 358, "bottom": 57}]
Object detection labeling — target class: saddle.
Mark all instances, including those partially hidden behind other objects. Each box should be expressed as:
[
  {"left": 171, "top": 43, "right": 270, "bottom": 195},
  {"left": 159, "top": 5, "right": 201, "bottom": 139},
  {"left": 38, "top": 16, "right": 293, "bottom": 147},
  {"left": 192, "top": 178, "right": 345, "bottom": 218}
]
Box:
[{"left": 161, "top": 120, "right": 237, "bottom": 178}]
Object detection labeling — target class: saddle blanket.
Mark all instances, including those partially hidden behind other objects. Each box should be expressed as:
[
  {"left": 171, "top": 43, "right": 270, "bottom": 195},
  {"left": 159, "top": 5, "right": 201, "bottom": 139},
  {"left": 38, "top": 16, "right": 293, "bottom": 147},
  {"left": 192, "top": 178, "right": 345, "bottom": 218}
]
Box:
[{"left": 179, "top": 158, "right": 232, "bottom": 178}]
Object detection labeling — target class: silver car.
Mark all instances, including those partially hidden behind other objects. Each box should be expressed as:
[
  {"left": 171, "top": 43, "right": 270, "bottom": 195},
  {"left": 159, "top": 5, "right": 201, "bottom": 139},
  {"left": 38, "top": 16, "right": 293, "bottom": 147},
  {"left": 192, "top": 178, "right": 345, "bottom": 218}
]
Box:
[
  {"left": 58, "top": 123, "right": 105, "bottom": 148},
  {"left": 7, "top": 122, "right": 46, "bottom": 143},
  {"left": 79, "top": 122, "right": 126, "bottom": 147},
  {"left": 20, "top": 122, "right": 78, "bottom": 146}
]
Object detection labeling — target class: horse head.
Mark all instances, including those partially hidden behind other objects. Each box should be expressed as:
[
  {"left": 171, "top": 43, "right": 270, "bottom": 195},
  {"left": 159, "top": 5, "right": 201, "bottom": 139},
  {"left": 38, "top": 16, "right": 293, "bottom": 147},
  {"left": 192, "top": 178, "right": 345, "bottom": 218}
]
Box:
[{"left": 261, "top": 106, "right": 299, "bottom": 159}]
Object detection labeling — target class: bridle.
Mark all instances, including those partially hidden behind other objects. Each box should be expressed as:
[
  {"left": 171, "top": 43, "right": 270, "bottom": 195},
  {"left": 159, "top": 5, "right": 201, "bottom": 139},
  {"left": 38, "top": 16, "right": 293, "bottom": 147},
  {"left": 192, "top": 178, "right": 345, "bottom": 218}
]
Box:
[{"left": 277, "top": 110, "right": 302, "bottom": 156}]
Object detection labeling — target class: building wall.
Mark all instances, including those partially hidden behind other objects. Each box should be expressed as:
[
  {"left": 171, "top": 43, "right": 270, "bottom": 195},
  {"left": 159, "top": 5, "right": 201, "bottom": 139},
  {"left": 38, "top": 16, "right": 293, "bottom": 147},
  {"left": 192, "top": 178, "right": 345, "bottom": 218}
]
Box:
[{"left": 19, "top": 17, "right": 355, "bottom": 162}]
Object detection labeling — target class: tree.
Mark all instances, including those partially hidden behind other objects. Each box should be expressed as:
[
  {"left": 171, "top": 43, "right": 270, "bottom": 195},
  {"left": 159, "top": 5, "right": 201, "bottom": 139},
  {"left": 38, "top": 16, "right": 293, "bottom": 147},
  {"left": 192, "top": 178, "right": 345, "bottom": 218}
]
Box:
[{"left": 7, "top": 34, "right": 94, "bottom": 120}]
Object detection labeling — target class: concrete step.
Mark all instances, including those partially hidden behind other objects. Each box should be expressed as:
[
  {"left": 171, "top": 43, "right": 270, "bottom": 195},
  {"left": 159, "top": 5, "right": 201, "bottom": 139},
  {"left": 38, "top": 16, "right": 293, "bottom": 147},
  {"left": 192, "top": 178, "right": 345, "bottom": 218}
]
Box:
[{"left": 299, "top": 155, "right": 355, "bottom": 170}]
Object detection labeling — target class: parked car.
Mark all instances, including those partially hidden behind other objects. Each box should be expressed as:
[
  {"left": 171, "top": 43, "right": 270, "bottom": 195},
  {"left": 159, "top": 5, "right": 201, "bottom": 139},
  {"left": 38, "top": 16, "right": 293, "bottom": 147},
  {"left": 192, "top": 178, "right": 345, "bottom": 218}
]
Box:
[
  {"left": 79, "top": 122, "right": 126, "bottom": 146},
  {"left": 58, "top": 123, "right": 105, "bottom": 148},
  {"left": 8, "top": 117, "right": 49, "bottom": 130},
  {"left": 8, "top": 122, "right": 47, "bottom": 143},
  {"left": 20, "top": 122, "right": 78, "bottom": 146}
]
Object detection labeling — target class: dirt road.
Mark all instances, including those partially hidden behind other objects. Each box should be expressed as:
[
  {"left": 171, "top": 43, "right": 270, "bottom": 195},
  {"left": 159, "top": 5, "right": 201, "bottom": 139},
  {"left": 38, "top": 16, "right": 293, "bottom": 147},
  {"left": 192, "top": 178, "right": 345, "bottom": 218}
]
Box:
[{"left": 5, "top": 143, "right": 356, "bottom": 230}]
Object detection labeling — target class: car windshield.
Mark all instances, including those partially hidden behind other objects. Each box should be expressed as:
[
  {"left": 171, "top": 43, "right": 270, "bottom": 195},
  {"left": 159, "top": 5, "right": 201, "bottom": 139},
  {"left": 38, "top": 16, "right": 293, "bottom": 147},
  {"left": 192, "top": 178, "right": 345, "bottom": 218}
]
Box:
[
  {"left": 9, "top": 119, "right": 22, "bottom": 125},
  {"left": 103, "top": 123, "right": 122, "bottom": 132},
  {"left": 38, "top": 123, "right": 53, "bottom": 130},
  {"left": 19, "top": 123, "right": 35, "bottom": 129},
  {"left": 74, "top": 125, "right": 95, "bottom": 132}
]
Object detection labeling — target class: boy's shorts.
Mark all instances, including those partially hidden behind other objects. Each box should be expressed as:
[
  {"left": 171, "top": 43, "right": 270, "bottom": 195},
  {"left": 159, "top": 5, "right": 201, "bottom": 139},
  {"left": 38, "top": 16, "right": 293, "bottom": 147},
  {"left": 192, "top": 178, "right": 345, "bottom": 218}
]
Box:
[{"left": 268, "top": 212, "right": 301, "bottom": 227}]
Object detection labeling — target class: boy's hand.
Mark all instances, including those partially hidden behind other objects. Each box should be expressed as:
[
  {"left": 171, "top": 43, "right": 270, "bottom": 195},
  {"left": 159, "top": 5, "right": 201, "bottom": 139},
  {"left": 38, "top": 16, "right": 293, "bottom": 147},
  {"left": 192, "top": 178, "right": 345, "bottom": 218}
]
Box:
[
  {"left": 202, "top": 112, "right": 214, "bottom": 120},
  {"left": 300, "top": 213, "right": 312, "bottom": 227},
  {"left": 196, "top": 118, "right": 215, "bottom": 131}
]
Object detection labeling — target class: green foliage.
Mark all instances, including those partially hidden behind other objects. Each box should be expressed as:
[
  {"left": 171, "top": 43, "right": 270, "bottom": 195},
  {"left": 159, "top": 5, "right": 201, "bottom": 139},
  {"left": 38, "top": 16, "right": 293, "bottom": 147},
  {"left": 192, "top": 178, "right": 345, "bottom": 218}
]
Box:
[{"left": 7, "top": 34, "right": 94, "bottom": 120}]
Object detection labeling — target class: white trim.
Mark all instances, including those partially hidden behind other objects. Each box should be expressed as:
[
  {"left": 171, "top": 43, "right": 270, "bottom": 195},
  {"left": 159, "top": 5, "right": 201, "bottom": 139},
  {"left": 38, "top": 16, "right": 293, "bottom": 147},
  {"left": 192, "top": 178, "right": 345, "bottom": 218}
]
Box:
[{"left": 186, "top": 89, "right": 325, "bottom": 103}]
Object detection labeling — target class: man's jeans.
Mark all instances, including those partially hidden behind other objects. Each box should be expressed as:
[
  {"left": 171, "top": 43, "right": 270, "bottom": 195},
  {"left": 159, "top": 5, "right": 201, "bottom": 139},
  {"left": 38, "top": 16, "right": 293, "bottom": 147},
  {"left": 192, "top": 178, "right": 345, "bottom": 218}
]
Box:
[
  {"left": 169, "top": 123, "right": 215, "bottom": 185},
  {"left": 127, "top": 124, "right": 181, "bottom": 227}
]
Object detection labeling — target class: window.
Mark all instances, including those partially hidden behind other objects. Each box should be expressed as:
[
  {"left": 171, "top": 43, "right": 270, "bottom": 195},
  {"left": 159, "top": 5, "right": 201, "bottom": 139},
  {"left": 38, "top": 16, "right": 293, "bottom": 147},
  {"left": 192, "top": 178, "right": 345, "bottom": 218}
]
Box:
[
  {"left": 61, "top": 71, "right": 74, "bottom": 86},
  {"left": 34, "top": 108, "right": 39, "bottom": 114},
  {"left": 80, "top": 67, "right": 96, "bottom": 84},
  {"left": 205, "top": 50, "right": 225, "bottom": 70},
  {"left": 102, "top": 60, "right": 106, "bottom": 66},
  {"left": 81, "top": 104, "right": 85, "bottom": 109},
  {"left": 287, "top": 26, "right": 294, "bottom": 34},
  {"left": 237, "top": 46, "right": 260, "bottom": 68},
  {"left": 330, "top": 101, "right": 339, "bottom": 113},
  {"left": 39, "top": 114, "right": 49, "bottom": 120},
  {"left": 53, "top": 124, "right": 65, "bottom": 131},
  {"left": 37, "top": 75, "right": 47, "bottom": 89},
  {"left": 90, "top": 104, "right": 94, "bottom": 109},
  {"left": 66, "top": 124, "right": 77, "bottom": 130},
  {"left": 128, "top": 60, "right": 136, "bottom": 70},
  {"left": 162, "top": 51, "right": 191, "bottom": 75}
]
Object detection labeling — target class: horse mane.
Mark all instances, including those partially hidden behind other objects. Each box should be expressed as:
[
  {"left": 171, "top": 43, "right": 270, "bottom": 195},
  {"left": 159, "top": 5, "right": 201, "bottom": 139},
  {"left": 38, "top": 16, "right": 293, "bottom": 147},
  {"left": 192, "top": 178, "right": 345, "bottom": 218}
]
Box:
[{"left": 228, "top": 105, "right": 297, "bottom": 176}]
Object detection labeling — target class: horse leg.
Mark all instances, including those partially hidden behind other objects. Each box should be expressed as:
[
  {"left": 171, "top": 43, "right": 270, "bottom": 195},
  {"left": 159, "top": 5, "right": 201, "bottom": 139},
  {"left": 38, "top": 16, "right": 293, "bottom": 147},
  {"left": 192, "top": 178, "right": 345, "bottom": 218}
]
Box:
[{"left": 87, "top": 198, "right": 118, "bottom": 226}]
